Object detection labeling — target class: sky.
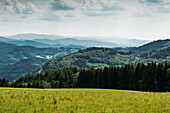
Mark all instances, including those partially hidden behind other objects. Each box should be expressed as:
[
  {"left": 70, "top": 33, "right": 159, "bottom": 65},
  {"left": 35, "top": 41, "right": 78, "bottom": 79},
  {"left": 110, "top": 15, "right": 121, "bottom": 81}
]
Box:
[{"left": 0, "top": 0, "right": 170, "bottom": 40}]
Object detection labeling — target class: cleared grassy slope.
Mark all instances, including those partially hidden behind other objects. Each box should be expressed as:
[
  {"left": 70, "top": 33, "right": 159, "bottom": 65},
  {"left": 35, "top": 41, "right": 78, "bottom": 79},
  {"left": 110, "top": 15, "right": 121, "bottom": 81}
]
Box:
[{"left": 0, "top": 88, "right": 169, "bottom": 113}]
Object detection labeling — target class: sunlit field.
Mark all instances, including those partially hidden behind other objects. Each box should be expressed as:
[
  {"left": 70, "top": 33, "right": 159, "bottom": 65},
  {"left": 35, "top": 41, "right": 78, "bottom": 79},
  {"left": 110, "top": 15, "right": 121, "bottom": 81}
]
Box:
[{"left": 0, "top": 88, "right": 170, "bottom": 113}]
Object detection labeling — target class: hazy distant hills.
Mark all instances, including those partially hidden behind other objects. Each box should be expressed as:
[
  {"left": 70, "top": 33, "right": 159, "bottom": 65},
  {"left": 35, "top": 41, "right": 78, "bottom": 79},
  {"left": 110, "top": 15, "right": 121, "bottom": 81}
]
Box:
[
  {"left": 128, "top": 39, "right": 150, "bottom": 47},
  {"left": 6, "top": 33, "right": 64, "bottom": 40},
  {"left": 0, "top": 36, "right": 14, "bottom": 42},
  {"left": 134, "top": 39, "right": 170, "bottom": 51},
  {"left": 33, "top": 38, "right": 120, "bottom": 48},
  {"left": 10, "top": 40, "right": 54, "bottom": 48},
  {"left": 4, "top": 33, "right": 150, "bottom": 47},
  {"left": 102, "top": 38, "right": 150, "bottom": 47},
  {"left": 0, "top": 34, "right": 119, "bottom": 48},
  {"left": 0, "top": 37, "right": 62, "bottom": 48}
]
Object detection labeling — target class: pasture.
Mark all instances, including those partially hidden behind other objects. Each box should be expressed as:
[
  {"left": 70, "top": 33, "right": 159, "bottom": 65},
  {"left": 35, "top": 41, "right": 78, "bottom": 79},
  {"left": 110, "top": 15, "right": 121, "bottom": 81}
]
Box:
[{"left": 0, "top": 88, "right": 169, "bottom": 113}]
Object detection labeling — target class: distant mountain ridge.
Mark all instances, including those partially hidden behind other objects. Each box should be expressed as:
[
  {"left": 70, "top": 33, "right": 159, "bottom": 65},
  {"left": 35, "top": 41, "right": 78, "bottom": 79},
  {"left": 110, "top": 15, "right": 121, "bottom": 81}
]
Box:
[
  {"left": 1, "top": 35, "right": 120, "bottom": 48},
  {"left": 34, "top": 38, "right": 121, "bottom": 48},
  {"left": 0, "top": 36, "right": 14, "bottom": 42},
  {"left": 0, "top": 37, "right": 65, "bottom": 48},
  {"left": 4, "top": 33, "right": 151, "bottom": 47},
  {"left": 6, "top": 33, "right": 64, "bottom": 40}
]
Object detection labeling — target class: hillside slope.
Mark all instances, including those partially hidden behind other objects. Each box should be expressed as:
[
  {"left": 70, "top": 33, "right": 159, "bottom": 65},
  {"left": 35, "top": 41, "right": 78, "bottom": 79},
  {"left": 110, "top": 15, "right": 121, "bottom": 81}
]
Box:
[
  {"left": 38, "top": 47, "right": 170, "bottom": 73},
  {"left": 0, "top": 43, "right": 79, "bottom": 81},
  {"left": 0, "top": 57, "right": 47, "bottom": 81},
  {"left": 0, "top": 45, "right": 79, "bottom": 67},
  {"left": 134, "top": 39, "right": 170, "bottom": 51},
  {"left": 0, "top": 42, "right": 17, "bottom": 54}
]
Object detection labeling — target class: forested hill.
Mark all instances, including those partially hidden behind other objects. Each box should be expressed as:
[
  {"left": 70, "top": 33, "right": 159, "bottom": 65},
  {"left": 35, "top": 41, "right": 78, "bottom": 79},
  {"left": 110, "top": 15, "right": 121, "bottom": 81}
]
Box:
[
  {"left": 0, "top": 57, "right": 47, "bottom": 81},
  {"left": 36, "top": 47, "right": 170, "bottom": 74},
  {"left": 134, "top": 39, "right": 170, "bottom": 51},
  {"left": 0, "top": 43, "right": 80, "bottom": 81},
  {"left": 0, "top": 42, "right": 17, "bottom": 54},
  {"left": 0, "top": 45, "right": 79, "bottom": 68}
]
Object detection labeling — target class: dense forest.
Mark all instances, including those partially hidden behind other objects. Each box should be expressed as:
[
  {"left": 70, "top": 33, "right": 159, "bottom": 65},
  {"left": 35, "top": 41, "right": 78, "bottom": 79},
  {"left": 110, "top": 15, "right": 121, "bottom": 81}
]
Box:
[
  {"left": 38, "top": 47, "right": 170, "bottom": 75},
  {"left": 1, "top": 62, "right": 170, "bottom": 92}
]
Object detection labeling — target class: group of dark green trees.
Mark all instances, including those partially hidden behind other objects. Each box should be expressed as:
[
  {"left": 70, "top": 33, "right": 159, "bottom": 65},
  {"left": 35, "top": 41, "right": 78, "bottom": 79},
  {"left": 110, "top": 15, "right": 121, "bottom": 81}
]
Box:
[
  {"left": 0, "top": 77, "right": 10, "bottom": 87},
  {"left": 78, "top": 63, "right": 170, "bottom": 92},
  {"left": 11, "top": 66, "right": 79, "bottom": 88},
  {"left": 1, "top": 62, "right": 170, "bottom": 92}
]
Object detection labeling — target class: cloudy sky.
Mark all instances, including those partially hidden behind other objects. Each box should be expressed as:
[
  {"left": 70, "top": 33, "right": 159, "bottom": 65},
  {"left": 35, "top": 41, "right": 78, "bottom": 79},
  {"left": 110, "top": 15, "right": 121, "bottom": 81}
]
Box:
[{"left": 0, "top": 0, "right": 170, "bottom": 40}]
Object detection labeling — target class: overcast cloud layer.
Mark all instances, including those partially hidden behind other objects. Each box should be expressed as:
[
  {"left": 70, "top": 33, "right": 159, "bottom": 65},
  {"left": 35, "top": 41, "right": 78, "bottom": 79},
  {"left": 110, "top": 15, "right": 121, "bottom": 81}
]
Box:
[{"left": 0, "top": 0, "right": 170, "bottom": 40}]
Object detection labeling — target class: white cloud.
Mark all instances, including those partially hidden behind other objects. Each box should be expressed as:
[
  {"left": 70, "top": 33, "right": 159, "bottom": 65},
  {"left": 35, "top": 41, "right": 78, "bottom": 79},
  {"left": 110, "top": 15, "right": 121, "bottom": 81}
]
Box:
[
  {"left": 26, "top": 2, "right": 39, "bottom": 14},
  {"left": 4, "top": 0, "right": 12, "bottom": 5},
  {"left": 2, "top": 0, "right": 39, "bottom": 14},
  {"left": 138, "top": 0, "right": 170, "bottom": 14},
  {"left": 50, "top": 0, "right": 78, "bottom": 10},
  {"left": 81, "top": 0, "right": 124, "bottom": 16},
  {"left": 139, "top": 0, "right": 162, "bottom": 4},
  {"left": 14, "top": 0, "right": 26, "bottom": 14},
  {"left": 41, "top": 12, "right": 60, "bottom": 21},
  {"left": 49, "top": 0, "right": 124, "bottom": 17},
  {"left": 82, "top": 0, "right": 121, "bottom": 11}
]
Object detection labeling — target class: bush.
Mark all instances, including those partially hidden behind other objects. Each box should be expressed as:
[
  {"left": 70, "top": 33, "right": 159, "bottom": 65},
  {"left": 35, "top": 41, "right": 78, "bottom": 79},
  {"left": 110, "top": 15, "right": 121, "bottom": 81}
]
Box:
[{"left": 40, "top": 81, "right": 51, "bottom": 89}]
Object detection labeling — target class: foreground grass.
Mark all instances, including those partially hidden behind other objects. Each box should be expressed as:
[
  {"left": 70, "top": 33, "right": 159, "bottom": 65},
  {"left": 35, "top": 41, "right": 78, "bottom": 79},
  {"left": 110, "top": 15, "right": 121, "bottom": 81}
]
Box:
[{"left": 0, "top": 88, "right": 170, "bottom": 113}]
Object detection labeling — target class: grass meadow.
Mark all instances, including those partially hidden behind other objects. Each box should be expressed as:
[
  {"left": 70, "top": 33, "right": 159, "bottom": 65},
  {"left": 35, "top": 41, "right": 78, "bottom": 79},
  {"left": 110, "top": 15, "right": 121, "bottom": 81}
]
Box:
[{"left": 0, "top": 88, "right": 170, "bottom": 113}]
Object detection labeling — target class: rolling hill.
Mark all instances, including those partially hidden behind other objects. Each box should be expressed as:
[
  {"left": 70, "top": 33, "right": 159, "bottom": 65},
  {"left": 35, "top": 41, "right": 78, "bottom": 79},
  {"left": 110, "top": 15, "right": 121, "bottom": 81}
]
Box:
[
  {"left": 33, "top": 38, "right": 121, "bottom": 48},
  {"left": 0, "top": 42, "right": 17, "bottom": 54},
  {"left": 134, "top": 39, "right": 170, "bottom": 51},
  {"left": 35, "top": 46, "right": 170, "bottom": 74},
  {"left": 6, "top": 33, "right": 64, "bottom": 40},
  {"left": 7, "top": 33, "right": 150, "bottom": 47},
  {"left": 0, "top": 36, "right": 54, "bottom": 48},
  {"left": 0, "top": 45, "right": 79, "bottom": 67},
  {"left": 0, "top": 57, "right": 47, "bottom": 81},
  {"left": 1, "top": 35, "right": 119, "bottom": 48},
  {"left": 0, "top": 36, "right": 14, "bottom": 42},
  {"left": 0, "top": 43, "right": 80, "bottom": 81},
  {"left": 2, "top": 34, "right": 151, "bottom": 48}
]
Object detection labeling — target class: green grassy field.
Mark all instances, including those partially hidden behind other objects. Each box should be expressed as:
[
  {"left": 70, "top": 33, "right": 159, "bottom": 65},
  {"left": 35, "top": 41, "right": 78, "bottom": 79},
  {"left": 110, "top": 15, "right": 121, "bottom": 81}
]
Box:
[{"left": 0, "top": 88, "right": 170, "bottom": 113}]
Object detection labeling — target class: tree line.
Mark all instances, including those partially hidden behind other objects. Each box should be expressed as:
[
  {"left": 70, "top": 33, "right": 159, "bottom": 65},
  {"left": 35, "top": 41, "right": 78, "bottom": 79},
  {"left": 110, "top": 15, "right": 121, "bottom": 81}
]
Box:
[{"left": 0, "top": 62, "right": 170, "bottom": 92}]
